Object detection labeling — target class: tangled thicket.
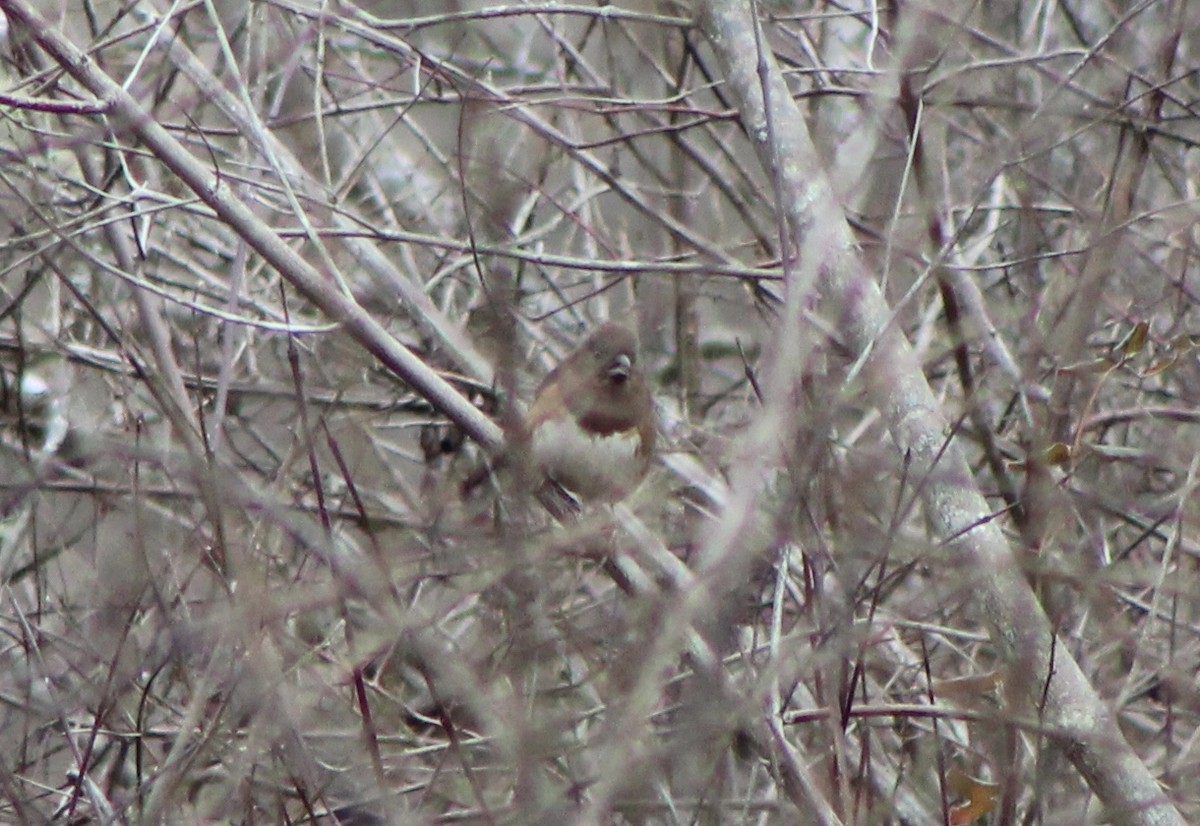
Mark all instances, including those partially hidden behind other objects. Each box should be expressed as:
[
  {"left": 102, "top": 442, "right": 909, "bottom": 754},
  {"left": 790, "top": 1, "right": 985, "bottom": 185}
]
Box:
[{"left": 0, "top": 2, "right": 1198, "bottom": 824}]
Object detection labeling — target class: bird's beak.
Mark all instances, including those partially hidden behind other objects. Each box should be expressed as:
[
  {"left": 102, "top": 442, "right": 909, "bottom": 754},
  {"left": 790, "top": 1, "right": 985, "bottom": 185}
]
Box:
[{"left": 608, "top": 354, "right": 631, "bottom": 381}]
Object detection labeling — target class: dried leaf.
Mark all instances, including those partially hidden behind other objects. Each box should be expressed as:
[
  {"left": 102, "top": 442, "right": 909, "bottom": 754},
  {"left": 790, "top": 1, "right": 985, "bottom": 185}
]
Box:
[
  {"left": 948, "top": 767, "right": 1000, "bottom": 825},
  {"left": 1117, "top": 320, "right": 1149, "bottom": 357},
  {"left": 1041, "top": 443, "right": 1071, "bottom": 466},
  {"left": 1060, "top": 357, "right": 1116, "bottom": 375},
  {"left": 1142, "top": 355, "right": 1177, "bottom": 377},
  {"left": 931, "top": 671, "right": 1003, "bottom": 704}
]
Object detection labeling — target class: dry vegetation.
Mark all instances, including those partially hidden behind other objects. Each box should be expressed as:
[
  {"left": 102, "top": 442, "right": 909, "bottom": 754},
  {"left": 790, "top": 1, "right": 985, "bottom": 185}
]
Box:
[{"left": 1, "top": 1, "right": 1199, "bottom": 824}]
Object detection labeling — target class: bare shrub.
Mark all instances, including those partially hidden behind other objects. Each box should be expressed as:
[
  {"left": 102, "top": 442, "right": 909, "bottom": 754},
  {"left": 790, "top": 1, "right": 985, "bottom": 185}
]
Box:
[{"left": 0, "top": 1, "right": 1197, "bottom": 824}]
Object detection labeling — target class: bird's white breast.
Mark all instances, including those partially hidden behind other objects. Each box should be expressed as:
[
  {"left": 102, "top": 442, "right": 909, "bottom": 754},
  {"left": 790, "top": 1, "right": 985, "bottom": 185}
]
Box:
[{"left": 531, "top": 416, "right": 644, "bottom": 501}]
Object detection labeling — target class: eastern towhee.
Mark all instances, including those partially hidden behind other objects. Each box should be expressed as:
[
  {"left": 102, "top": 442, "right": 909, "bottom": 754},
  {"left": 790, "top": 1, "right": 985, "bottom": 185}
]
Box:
[{"left": 525, "top": 321, "right": 656, "bottom": 503}]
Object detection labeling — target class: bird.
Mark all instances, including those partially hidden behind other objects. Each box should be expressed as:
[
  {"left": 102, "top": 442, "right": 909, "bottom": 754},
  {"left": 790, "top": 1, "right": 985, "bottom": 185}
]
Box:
[{"left": 524, "top": 321, "right": 656, "bottom": 503}]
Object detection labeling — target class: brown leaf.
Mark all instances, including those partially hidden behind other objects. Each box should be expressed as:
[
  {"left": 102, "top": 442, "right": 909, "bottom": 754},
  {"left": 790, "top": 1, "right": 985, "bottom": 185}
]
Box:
[
  {"left": 948, "top": 767, "right": 999, "bottom": 825},
  {"left": 1117, "top": 320, "right": 1149, "bottom": 357},
  {"left": 931, "top": 671, "right": 1003, "bottom": 705}
]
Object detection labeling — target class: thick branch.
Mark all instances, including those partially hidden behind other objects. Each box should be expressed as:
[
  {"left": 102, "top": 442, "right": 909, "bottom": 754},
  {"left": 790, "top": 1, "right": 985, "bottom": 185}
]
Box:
[
  {"left": 696, "top": 1, "right": 1182, "bottom": 824},
  {"left": 0, "top": 0, "right": 504, "bottom": 455}
]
